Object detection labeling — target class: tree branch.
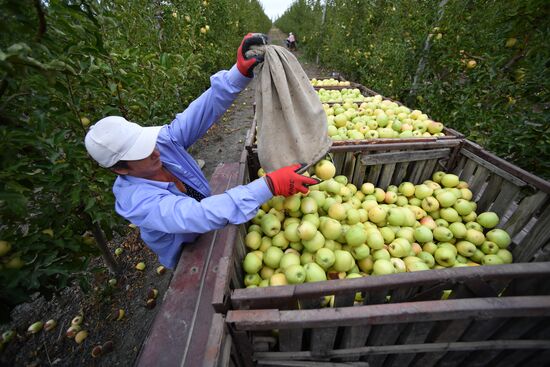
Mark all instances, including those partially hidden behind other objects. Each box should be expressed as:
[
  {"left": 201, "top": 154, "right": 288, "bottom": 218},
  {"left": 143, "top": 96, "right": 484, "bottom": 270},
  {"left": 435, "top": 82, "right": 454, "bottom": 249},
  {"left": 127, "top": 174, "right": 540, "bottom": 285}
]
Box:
[{"left": 33, "top": 0, "right": 47, "bottom": 42}]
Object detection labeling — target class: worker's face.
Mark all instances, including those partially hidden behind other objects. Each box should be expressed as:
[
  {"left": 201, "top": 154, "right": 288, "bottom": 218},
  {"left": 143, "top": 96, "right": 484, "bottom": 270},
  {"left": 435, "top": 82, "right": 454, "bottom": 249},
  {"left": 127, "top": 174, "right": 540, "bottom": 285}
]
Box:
[{"left": 112, "top": 148, "right": 162, "bottom": 178}]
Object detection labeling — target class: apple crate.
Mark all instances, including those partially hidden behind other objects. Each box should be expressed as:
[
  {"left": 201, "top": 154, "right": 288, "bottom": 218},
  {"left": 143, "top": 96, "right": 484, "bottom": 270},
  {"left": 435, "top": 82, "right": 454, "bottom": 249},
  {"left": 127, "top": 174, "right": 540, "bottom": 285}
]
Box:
[{"left": 211, "top": 143, "right": 550, "bottom": 366}]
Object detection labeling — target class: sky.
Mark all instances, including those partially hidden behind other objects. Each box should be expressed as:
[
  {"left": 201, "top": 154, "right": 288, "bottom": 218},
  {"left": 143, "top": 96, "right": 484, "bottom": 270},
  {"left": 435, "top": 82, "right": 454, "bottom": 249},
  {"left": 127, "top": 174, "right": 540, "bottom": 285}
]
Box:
[{"left": 259, "top": 0, "right": 295, "bottom": 21}]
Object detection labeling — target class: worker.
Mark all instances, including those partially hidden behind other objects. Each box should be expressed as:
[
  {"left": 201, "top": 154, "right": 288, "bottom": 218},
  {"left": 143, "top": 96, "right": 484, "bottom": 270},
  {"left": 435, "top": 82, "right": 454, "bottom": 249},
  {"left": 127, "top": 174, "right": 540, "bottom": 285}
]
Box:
[{"left": 84, "top": 33, "right": 318, "bottom": 269}]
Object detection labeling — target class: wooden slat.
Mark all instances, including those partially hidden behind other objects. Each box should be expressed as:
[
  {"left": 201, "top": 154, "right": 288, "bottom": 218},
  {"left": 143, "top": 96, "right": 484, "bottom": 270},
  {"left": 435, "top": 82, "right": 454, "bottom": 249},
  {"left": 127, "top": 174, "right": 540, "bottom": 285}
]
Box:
[
  {"left": 462, "top": 317, "right": 544, "bottom": 366},
  {"left": 279, "top": 329, "right": 303, "bottom": 352},
  {"left": 366, "top": 163, "right": 382, "bottom": 186},
  {"left": 469, "top": 165, "right": 490, "bottom": 195},
  {"left": 338, "top": 325, "right": 371, "bottom": 362},
  {"left": 460, "top": 159, "right": 478, "bottom": 187},
  {"left": 360, "top": 148, "right": 450, "bottom": 166},
  {"left": 459, "top": 146, "right": 528, "bottom": 188},
  {"left": 489, "top": 180, "right": 521, "bottom": 219},
  {"left": 475, "top": 174, "right": 504, "bottom": 212},
  {"left": 351, "top": 156, "right": 366, "bottom": 188},
  {"left": 502, "top": 191, "right": 547, "bottom": 237},
  {"left": 229, "top": 263, "right": 550, "bottom": 310},
  {"left": 419, "top": 158, "right": 439, "bottom": 183},
  {"left": 310, "top": 327, "right": 338, "bottom": 358},
  {"left": 365, "top": 323, "right": 405, "bottom": 367},
  {"left": 452, "top": 155, "right": 468, "bottom": 176},
  {"left": 258, "top": 360, "right": 369, "bottom": 367},
  {"left": 253, "top": 339, "right": 550, "bottom": 362},
  {"left": 332, "top": 152, "right": 346, "bottom": 175},
  {"left": 513, "top": 204, "right": 550, "bottom": 262},
  {"left": 378, "top": 162, "right": 396, "bottom": 189},
  {"left": 342, "top": 152, "right": 356, "bottom": 179},
  {"left": 392, "top": 161, "right": 410, "bottom": 185},
  {"left": 385, "top": 321, "right": 435, "bottom": 367},
  {"left": 411, "top": 318, "right": 471, "bottom": 367},
  {"left": 227, "top": 296, "right": 550, "bottom": 331},
  {"left": 492, "top": 322, "right": 550, "bottom": 367}
]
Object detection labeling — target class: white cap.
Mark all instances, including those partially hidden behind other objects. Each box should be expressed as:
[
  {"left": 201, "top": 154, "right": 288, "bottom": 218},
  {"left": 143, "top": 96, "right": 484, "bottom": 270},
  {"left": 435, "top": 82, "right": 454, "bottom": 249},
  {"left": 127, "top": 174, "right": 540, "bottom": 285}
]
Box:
[{"left": 85, "top": 116, "right": 162, "bottom": 168}]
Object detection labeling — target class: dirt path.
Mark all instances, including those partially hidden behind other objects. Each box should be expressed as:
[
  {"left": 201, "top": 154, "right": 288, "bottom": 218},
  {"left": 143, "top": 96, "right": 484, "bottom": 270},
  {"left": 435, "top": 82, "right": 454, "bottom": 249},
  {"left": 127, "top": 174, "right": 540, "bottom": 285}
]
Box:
[{"left": 0, "top": 27, "right": 333, "bottom": 367}]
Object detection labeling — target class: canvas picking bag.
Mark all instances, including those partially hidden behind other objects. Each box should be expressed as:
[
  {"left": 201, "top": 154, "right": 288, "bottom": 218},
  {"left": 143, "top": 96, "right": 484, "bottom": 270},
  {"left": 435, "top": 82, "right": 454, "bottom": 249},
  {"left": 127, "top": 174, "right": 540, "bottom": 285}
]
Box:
[{"left": 252, "top": 45, "right": 332, "bottom": 173}]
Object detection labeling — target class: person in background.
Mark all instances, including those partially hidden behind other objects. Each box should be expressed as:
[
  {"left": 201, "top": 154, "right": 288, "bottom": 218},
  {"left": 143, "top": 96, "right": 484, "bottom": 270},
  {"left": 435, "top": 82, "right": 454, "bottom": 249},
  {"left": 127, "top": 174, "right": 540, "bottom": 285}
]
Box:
[
  {"left": 84, "top": 33, "right": 318, "bottom": 269},
  {"left": 287, "top": 32, "right": 297, "bottom": 51}
]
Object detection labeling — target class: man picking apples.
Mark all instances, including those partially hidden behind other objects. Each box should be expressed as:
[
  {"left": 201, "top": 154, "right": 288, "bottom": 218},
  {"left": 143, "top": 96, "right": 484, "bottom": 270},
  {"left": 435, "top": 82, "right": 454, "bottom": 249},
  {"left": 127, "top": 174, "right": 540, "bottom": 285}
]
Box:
[{"left": 84, "top": 33, "right": 318, "bottom": 269}]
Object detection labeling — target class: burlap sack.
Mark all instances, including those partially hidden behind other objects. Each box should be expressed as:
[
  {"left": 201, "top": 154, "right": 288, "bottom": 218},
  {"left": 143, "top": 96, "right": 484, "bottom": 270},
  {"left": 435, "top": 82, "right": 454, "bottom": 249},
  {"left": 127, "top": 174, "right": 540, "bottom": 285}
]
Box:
[{"left": 252, "top": 45, "right": 332, "bottom": 173}]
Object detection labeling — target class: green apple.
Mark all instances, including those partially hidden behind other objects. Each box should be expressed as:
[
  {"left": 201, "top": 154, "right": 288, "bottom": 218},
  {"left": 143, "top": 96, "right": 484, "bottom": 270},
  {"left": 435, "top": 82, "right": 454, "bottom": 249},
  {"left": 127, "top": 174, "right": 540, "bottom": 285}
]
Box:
[
  {"left": 378, "top": 227, "right": 395, "bottom": 244},
  {"left": 496, "top": 249, "right": 513, "bottom": 264},
  {"left": 465, "top": 221, "right": 483, "bottom": 232},
  {"left": 387, "top": 207, "right": 405, "bottom": 226},
  {"left": 486, "top": 229, "right": 512, "bottom": 248},
  {"left": 366, "top": 229, "right": 386, "bottom": 250},
  {"left": 390, "top": 257, "right": 407, "bottom": 273},
  {"left": 315, "top": 159, "right": 336, "bottom": 180},
  {"left": 300, "top": 197, "right": 318, "bottom": 215},
  {"left": 252, "top": 209, "right": 265, "bottom": 225},
  {"left": 302, "top": 231, "right": 325, "bottom": 253},
  {"left": 361, "top": 182, "right": 375, "bottom": 195},
  {"left": 247, "top": 224, "right": 262, "bottom": 234},
  {"left": 414, "top": 226, "right": 434, "bottom": 243},
  {"left": 368, "top": 205, "right": 387, "bottom": 224},
  {"left": 319, "top": 217, "right": 342, "bottom": 240},
  {"left": 470, "top": 249, "right": 485, "bottom": 263},
  {"left": 243, "top": 252, "right": 263, "bottom": 274},
  {"left": 283, "top": 223, "right": 301, "bottom": 243},
  {"left": 432, "top": 171, "right": 445, "bottom": 183},
  {"left": 422, "top": 241, "right": 438, "bottom": 255},
  {"left": 482, "top": 254, "right": 504, "bottom": 266},
  {"left": 300, "top": 251, "right": 315, "bottom": 265},
  {"left": 389, "top": 238, "right": 412, "bottom": 258},
  {"left": 456, "top": 240, "right": 476, "bottom": 257},
  {"left": 308, "top": 190, "right": 326, "bottom": 208},
  {"left": 448, "top": 222, "right": 467, "bottom": 239},
  {"left": 433, "top": 226, "right": 454, "bottom": 242},
  {"left": 345, "top": 225, "right": 367, "bottom": 247},
  {"left": 434, "top": 247, "right": 456, "bottom": 267},
  {"left": 481, "top": 241, "right": 499, "bottom": 255},
  {"left": 414, "top": 184, "right": 433, "bottom": 199},
  {"left": 333, "top": 250, "right": 355, "bottom": 272},
  {"left": 315, "top": 248, "right": 335, "bottom": 270},
  {"left": 328, "top": 202, "right": 347, "bottom": 221},
  {"left": 271, "top": 232, "right": 289, "bottom": 249},
  {"left": 260, "top": 266, "right": 275, "bottom": 280},
  {"left": 269, "top": 273, "right": 288, "bottom": 286},
  {"left": 440, "top": 208, "right": 461, "bottom": 223},
  {"left": 351, "top": 244, "right": 371, "bottom": 260},
  {"left": 436, "top": 191, "right": 457, "bottom": 208},
  {"left": 297, "top": 221, "right": 317, "bottom": 241},
  {"left": 279, "top": 252, "right": 301, "bottom": 269},
  {"left": 357, "top": 255, "right": 374, "bottom": 273},
  {"left": 407, "top": 260, "right": 430, "bottom": 271},
  {"left": 304, "top": 262, "right": 327, "bottom": 282},
  {"left": 417, "top": 251, "right": 435, "bottom": 268},
  {"left": 421, "top": 196, "right": 440, "bottom": 212},
  {"left": 465, "top": 229, "right": 485, "bottom": 246},
  {"left": 398, "top": 182, "right": 416, "bottom": 197},
  {"left": 263, "top": 246, "right": 284, "bottom": 269},
  {"left": 372, "top": 259, "right": 395, "bottom": 275},
  {"left": 283, "top": 195, "right": 301, "bottom": 212},
  {"left": 372, "top": 248, "right": 391, "bottom": 261},
  {"left": 441, "top": 174, "right": 460, "bottom": 188},
  {"left": 244, "top": 273, "right": 261, "bottom": 286},
  {"left": 284, "top": 264, "right": 306, "bottom": 284},
  {"left": 477, "top": 212, "right": 499, "bottom": 229},
  {"left": 245, "top": 231, "right": 262, "bottom": 250},
  {"left": 260, "top": 213, "right": 281, "bottom": 237}
]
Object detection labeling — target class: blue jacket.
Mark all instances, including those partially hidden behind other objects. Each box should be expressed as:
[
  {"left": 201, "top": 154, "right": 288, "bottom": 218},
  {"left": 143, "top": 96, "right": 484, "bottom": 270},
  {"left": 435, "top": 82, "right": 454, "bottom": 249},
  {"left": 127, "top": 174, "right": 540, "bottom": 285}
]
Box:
[{"left": 113, "top": 65, "right": 272, "bottom": 268}]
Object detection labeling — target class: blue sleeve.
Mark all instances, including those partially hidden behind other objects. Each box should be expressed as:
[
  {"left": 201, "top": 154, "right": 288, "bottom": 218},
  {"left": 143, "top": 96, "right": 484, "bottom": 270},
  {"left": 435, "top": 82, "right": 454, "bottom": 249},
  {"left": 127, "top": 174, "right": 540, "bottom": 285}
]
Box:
[
  {"left": 117, "top": 178, "right": 273, "bottom": 234},
  {"left": 166, "top": 64, "right": 251, "bottom": 149}
]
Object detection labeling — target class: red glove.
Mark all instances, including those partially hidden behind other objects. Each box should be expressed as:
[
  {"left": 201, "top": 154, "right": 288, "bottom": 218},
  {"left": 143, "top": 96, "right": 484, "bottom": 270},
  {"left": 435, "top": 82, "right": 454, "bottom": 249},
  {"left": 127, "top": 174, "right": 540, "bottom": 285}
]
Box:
[
  {"left": 265, "top": 164, "right": 320, "bottom": 197},
  {"left": 237, "top": 33, "right": 268, "bottom": 77}
]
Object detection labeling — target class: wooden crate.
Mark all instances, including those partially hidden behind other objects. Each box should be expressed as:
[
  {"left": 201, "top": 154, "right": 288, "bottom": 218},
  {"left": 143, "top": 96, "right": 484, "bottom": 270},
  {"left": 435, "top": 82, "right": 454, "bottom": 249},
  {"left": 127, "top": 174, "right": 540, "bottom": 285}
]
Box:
[
  {"left": 226, "top": 295, "right": 550, "bottom": 367},
  {"left": 213, "top": 140, "right": 550, "bottom": 314}
]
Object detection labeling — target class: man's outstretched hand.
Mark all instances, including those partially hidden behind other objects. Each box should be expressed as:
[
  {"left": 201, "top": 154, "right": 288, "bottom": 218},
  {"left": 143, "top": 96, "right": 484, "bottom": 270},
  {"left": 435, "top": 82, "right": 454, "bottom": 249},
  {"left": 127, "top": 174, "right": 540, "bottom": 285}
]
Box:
[
  {"left": 265, "top": 164, "right": 320, "bottom": 197},
  {"left": 237, "top": 33, "right": 268, "bottom": 77}
]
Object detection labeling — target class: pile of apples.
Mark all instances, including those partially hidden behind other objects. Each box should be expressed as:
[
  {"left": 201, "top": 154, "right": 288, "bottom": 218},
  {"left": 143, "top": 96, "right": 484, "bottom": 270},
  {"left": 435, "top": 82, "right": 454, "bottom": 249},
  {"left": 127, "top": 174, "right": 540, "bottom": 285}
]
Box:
[
  {"left": 321, "top": 93, "right": 447, "bottom": 140},
  {"left": 317, "top": 88, "right": 365, "bottom": 103},
  {"left": 241, "top": 160, "right": 513, "bottom": 288},
  {"left": 311, "top": 78, "right": 351, "bottom": 87}
]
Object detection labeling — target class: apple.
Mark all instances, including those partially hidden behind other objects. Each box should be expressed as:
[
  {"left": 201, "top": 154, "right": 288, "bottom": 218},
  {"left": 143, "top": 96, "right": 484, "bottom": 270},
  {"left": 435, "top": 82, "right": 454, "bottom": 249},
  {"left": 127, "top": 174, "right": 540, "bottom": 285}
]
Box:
[
  {"left": 297, "top": 221, "right": 317, "bottom": 241},
  {"left": 260, "top": 214, "right": 281, "bottom": 237},
  {"left": 414, "top": 184, "right": 434, "bottom": 199},
  {"left": 328, "top": 202, "right": 347, "bottom": 221},
  {"left": 315, "top": 248, "right": 336, "bottom": 270},
  {"left": 465, "top": 229, "right": 485, "bottom": 246},
  {"left": 419, "top": 216, "right": 437, "bottom": 230},
  {"left": 368, "top": 205, "right": 387, "bottom": 224},
  {"left": 244, "top": 273, "right": 261, "bottom": 286},
  {"left": 434, "top": 247, "right": 456, "bottom": 267},
  {"left": 263, "top": 246, "right": 284, "bottom": 269},
  {"left": 432, "top": 171, "right": 445, "bottom": 183},
  {"left": 284, "top": 264, "right": 306, "bottom": 284},
  {"left": 333, "top": 250, "right": 355, "bottom": 272},
  {"left": 279, "top": 252, "right": 301, "bottom": 269},
  {"left": 270, "top": 273, "right": 288, "bottom": 286},
  {"left": 388, "top": 238, "right": 412, "bottom": 258},
  {"left": 448, "top": 222, "right": 467, "bottom": 238},
  {"left": 454, "top": 199, "right": 474, "bottom": 216},
  {"left": 417, "top": 251, "right": 435, "bottom": 268},
  {"left": 390, "top": 258, "right": 407, "bottom": 273},
  {"left": 366, "top": 230, "right": 385, "bottom": 250},
  {"left": 486, "top": 229, "right": 512, "bottom": 248},
  {"left": 436, "top": 191, "right": 457, "bottom": 208},
  {"left": 497, "top": 249, "right": 513, "bottom": 264},
  {"left": 300, "top": 251, "right": 315, "bottom": 265},
  {"left": 414, "top": 226, "right": 434, "bottom": 243},
  {"left": 482, "top": 254, "right": 504, "bottom": 265},
  {"left": 260, "top": 266, "right": 275, "bottom": 280},
  {"left": 441, "top": 174, "right": 460, "bottom": 188},
  {"left": 271, "top": 232, "right": 289, "bottom": 249},
  {"left": 433, "top": 226, "right": 454, "bottom": 242},
  {"left": 302, "top": 231, "right": 325, "bottom": 253},
  {"left": 357, "top": 256, "right": 374, "bottom": 273},
  {"left": 471, "top": 249, "right": 485, "bottom": 263},
  {"left": 319, "top": 217, "right": 342, "bottom": 240},
  {"left": 421, "top": 196, "right": 440, "bottom": 212},
  {"left": 407, "top": 260, "right": 430, "bottom": 271},
  {"left": 284, "top": 223, "right": 301, "bottom": 243},
  {"left": 361, "top": 182, "right": 375, "bottom": 194},
  {"left": 245, "top": 231, "right": 262, "bottom": 250},
  {"left": 476, "top": 212, "right": 499, "bottom": 229},
  {"left": 243, "top": 252, "right": 262, "bottom": 274},
  {"left": 351, "top": 244, "right": 371, "bottom": 260},
  {"left": 456, "top": 241, "right": 477, "bottom": 257},
  {"left": 387, "top": 207, "right": 406, "bottom": 226},
  {"left": 372, "top": 259, "right": 395, "bottom": 275},
  {"left": 398, "top": 182, "right": 416, "bottom": 197},
  {"left": 465, "top": 221, "right": 483, "bottom": 232},
  {"left": 481, "top": 241, "right": 499, "bottom": 255},
  {"left": 345, "top": 225, "right": 368, "bottom": 247}
]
